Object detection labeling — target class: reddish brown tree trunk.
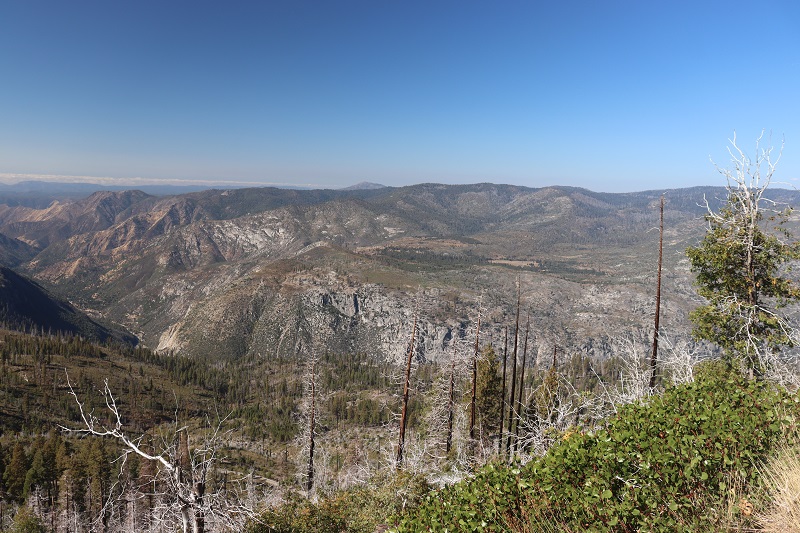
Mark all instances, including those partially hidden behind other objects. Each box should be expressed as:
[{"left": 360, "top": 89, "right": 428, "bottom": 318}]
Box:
[
  {"left": 649, "top": 195, "right": 664, "bottom": 389},
  {"left": 498, "top": 326, "right": 508, "bottom": 456},
  {"left": 396, "top": 313, "right": 417, "bottom": 469},
  {"left": 506, "top": 280, "right": 521, "bottom": 456}
]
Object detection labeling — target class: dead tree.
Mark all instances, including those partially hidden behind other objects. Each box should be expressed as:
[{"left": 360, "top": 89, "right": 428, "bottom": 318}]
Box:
[
  {"left": 446, "top": 333, "right": 458, "bottom": 454},
  {"left": 307, "top": 365, "right": 316, "bottom": 492},
  {"left": 61, "top": 376, "right": 256, "bottom": 533},
  {"left": 649, "top": 195, "right": 664, "bottom": 389},
  {"left": 468, "top": 307, "right": 482, "bottom": 444},
  {"left": 512, "top": 314, "right": 530, "bottom": 454},
  {"left": 506, "top": 280, "right": 522, "bottom": 456},
  {"left": 300, "top": 354, "right": 319, "bottom": 493},
  {"left": 498, "top": 326, "right": 508, "bottom": 457},
  {"left": 396, "top": 311, "right": 418, "bottom": 470}
]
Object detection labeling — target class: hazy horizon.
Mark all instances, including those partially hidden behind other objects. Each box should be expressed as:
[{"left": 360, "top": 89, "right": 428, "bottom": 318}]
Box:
[{"left": 0, "top": 171, "right": 782, "bottom": 196}]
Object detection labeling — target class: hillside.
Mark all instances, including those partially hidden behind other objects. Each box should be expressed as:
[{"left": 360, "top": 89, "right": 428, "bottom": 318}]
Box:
[
  {"left": 0, "top": 266, "right": 133, "bottom": 343},
  {"left": 0, "top": 330, "right": 208, "bottom": 432},
  {"left": 0, "top": 182, "right": 797, "bottom": 363}
]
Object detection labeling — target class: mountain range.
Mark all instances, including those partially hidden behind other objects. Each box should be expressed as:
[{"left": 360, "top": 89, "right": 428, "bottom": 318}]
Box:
[{"left": 0, "top": 182, "right": 797, "bottom": 364}]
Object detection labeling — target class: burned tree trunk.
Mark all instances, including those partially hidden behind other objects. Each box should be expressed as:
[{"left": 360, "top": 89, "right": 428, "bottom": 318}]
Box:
[
  {"left": 446, "top": 334, "right": 457, "bottom": 454},
  {"left": 469, "top": 309, "right": 482, "bottom": 443},
  {"left": 513, "top": 315, "right": 530, "bottom": 454},
  {"left": 396, "top": 313, "right": 418, "bottom": 470},
  {"left": 498, "top": 326, "right": 508, "bottom": 457},
  {"left": 506, "top": 281, "right": 521, "bottom": 456},
  {"left": 649, "top": 195, "right": 664, "bottom": 389},
  {"left": 306, "top": 358, "right": 317, "bottom": 492}
]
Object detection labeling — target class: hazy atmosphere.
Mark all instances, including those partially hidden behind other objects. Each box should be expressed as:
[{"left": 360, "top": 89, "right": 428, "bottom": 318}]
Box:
[{"left": 2, "top": 0, "right": 798, "bottom": 191}]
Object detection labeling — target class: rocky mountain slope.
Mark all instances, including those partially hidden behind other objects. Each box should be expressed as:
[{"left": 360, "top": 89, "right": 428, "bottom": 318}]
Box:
[
  {"left": 0, "top": 183, "right": 796, "bottom": 364},
  {"left": 0, "top": 265, "right": 132, "bottom": 342}
]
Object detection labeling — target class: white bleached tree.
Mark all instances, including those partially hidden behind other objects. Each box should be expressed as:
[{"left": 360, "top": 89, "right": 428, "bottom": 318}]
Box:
[{"left": 61, "top": 376, "right": 257, "bottom": 533}]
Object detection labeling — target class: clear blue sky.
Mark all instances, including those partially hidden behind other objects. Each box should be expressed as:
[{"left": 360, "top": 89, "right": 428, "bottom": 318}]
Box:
[{"left": 1, "top": 1, "right": 798, "bottom": 192}]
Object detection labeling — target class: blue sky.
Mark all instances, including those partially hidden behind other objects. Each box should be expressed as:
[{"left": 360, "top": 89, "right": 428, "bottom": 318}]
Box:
[{"left": 1, "top": 1, "right": 798, "bottom": 192}]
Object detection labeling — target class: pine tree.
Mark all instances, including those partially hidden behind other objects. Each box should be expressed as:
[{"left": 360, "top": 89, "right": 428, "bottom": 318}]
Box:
[
  {"left": 22, "top": 449, "right": 45, "bottom": 501},
  {"left": 687, "top": 133, "right": 800, "bottom": 375},
  {"left": 10, "top": 506, "right": 46, "bottom": 533},
  {"left": 5, "top": 442, "right": 29, "bottom": 503},
  {"left": 475, "top": 346, "right": 502, "bottom": 441}
]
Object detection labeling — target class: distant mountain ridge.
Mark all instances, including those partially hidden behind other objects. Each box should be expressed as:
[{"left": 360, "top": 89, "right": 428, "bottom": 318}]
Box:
[
  {"left": 341, "top": 182, "right": 387, "bottom": 190},
  {"left": 0, "top": 182, "right": 797, "bottom": 361}
]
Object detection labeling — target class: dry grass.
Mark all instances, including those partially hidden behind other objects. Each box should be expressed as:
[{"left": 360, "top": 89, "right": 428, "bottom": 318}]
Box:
[
  {"left": 757, "top": 445, "right": 800, "bottom": 533},
  {"left": 711, "top": 471, "right": 759, "bottom": 533}
]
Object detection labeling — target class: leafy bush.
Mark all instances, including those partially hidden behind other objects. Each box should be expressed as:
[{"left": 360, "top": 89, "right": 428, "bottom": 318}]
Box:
[
  {"left": 395, "top": 363, "right": 799, "bottom": 532},
  {"left": 10, "top": 507, "right": 46, "bottom": 533}
]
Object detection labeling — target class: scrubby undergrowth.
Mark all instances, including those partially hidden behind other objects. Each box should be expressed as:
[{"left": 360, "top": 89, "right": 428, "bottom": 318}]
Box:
[
  {"left": 252, "top": 363, "right": 800, "bottom": 532},
  {"left": 394, "top": 363, "right": 799, "bottom": 532}
]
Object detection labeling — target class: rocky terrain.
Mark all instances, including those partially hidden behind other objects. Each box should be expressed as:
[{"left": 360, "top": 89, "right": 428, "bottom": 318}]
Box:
[{"left": 0, "top": 182, "right": 797, "bottom": 365}]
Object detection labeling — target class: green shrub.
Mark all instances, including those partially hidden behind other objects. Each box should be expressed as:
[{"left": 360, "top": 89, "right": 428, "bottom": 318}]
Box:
[
  {"left": 247, "top": 472, "right": 431, "bottom": 533},
  {"left": 10, "top": 507, "right": 46, "bottom": 533},
  {"left": 395, "top": 365, "right": 799, "bottom": 532}
]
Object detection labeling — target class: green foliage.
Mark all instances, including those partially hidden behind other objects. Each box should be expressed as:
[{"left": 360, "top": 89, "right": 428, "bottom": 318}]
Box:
[
  {"left": 395, "top": 462, "right": 529, "bottom": 532},
  {"left": 4, "top": 442, "right": 29, "bottom": 503},
  {"left": 395, "top": 366, "right": 799, "bottom": 532},
  {"left": 476, "top": 346, "right": 503, "bottom": 438},
  {"left": 531, "top": 363, "right": 559, "bottom": 424},
  {"left": 687, "top": 197, "right": 800, "bottom": 371},
  {"left": 247, "top": 472, "right": 431, "bottom": 533},
  {"left": 0, "top": 433, "right": 127, "bottom": 528},
  {"left": 10, "top": 507, "right": 46, "bottom": 533}
]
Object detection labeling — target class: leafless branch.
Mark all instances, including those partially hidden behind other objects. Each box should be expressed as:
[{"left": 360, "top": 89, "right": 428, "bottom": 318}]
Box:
[{"left": 61, "top": 371, "right": 260, "bottom": 533}]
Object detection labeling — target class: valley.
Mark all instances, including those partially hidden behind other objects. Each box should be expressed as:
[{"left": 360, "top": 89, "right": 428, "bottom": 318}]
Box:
[{"left": 0, "top": 183, "right": 746, "bottom": 364}]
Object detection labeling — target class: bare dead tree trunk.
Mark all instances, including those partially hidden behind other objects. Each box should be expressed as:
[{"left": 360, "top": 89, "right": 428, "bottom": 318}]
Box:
[
  {"left": 176, "top": 427, "right": 196, "bottom": 533},
  {"left": 178, "top": 428, "right": 190, "bottom": 476},
  {"left": 446, "top": 333, "right": 457, "bottom": 454},
  {"left": 506, "top": 280, "right": 521, "bottom": 457},
  {"left": 513, "top": 314, "right": 530, "bottom": 454},
  {"left": 396, "top": 312, "right": 418, "bottom": 470},
  {"left": 469, "top": 308, "right": 482, "bottom": 443},
  {"left": 649, "top": 195, "right": 664, "bottom": 389},
  {"left": 62, "top": 376, "right": 256, "bottom": 533},
  {"left": 194, "top": 492, "right": 205, "bottom": 533},
  {"left": 307, "top": 358, "right": 316, "bottom": 493},
  {"left": 498, "top": 326, "right": 508, "bottom": 457}
]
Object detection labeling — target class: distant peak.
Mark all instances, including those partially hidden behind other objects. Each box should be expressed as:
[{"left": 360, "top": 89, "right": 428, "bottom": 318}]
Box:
[{"left": 341, "top": 182, "right": 387, "bottom": 190}]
